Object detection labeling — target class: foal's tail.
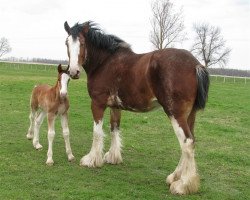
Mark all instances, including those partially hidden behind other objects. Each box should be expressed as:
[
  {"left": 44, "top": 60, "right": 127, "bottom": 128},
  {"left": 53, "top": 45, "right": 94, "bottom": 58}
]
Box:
[{"left": 194, "top": 65, "right": 210, "bottom": 110}]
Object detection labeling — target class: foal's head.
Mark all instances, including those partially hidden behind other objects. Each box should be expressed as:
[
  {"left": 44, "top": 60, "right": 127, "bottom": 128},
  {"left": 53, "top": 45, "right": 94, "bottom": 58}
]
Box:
[
  {"left": 57, "top": 64, "right": 70, "bottom": 99},
  {"left": 64, "top": 21, "right": 88, "bottom": 79}
]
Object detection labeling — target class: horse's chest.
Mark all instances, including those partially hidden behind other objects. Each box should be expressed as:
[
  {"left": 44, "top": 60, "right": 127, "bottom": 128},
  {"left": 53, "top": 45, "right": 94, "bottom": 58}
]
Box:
[{"left": 57, "top": 103, "right": 67, "bottom": 115}]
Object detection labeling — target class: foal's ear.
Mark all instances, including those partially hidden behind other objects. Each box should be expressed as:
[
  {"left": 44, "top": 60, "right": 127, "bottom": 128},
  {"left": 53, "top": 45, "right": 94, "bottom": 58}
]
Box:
[
  {"left": 64, "top": 21, "right": 71, "bottom": 35},
  {"left": 66, "top": 65, "right": 70, "bottom": 72},
  {"left": 57, "top": 64, "right": 63, "bottom": 73}
]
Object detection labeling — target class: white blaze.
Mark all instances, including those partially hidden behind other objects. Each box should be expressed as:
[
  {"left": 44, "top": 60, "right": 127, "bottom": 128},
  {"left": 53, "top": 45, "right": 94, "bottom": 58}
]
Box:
[
  {"left": 60, "top": 73, "right": 70, "bottom": 97},
  {"left": 68, "top": 35, "right": 81, "bottom": 76}
]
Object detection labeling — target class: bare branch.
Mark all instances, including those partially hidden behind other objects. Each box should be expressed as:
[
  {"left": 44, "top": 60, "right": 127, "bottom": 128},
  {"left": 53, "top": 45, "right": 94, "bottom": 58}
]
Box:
[
  {"left": 150, "top": 0, "right": 185, "bottom": 50},
  {"left": 0, "top": 37, "right": 11, "bottom": 58},
  {"left": 191, "top": 23, "right": 231, "bottom": 67}
]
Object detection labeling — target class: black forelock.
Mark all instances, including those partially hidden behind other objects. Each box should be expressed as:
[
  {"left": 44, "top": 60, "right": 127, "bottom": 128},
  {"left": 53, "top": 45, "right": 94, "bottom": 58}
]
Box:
[{"left": 70, "top": 21, "right": 130, "bottom": 53}]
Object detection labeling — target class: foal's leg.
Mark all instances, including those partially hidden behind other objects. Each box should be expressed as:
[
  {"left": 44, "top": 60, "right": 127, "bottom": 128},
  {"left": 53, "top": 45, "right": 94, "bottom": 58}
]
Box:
[
  {"left": 167, "top": 116, "right": 199, "bottom": 195},
  {"left": 27, "top": 109, "right": 36, "bottom": 140},
  {"left": 61, "top": 113, "right": 75, "bottom": 162},
  {"left": 80, "top": 102, "right": 106, "bottom": 168},
  {"left": 46, "top": 113, "right": 56, "bottom": 165},
  {"left": 32, "top": 111, "right": 46, "bottom": 150},
  {"left": 104, "top": 108, "right": 123, "bottom": 164}
]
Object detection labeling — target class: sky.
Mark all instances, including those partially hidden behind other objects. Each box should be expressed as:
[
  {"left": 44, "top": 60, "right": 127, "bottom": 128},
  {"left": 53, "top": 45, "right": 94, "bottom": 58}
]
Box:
[{"left": 0, "top": 0, "right": 249, "bottom": 70}]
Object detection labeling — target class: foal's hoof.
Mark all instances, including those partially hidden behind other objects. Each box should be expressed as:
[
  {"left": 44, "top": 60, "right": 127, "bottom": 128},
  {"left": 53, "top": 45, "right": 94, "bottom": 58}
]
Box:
[
  {"left": 26, "top": 134, "right": 33, "bottom": 140},
  {"left": 46, "top": 159, "right": 54, "bottom": 166},
  {"left": 68, "top": 155, "right": 76, "bottom": 162},
  {"left": 34, "top": 143, "right": 43, "bottom": 150}
]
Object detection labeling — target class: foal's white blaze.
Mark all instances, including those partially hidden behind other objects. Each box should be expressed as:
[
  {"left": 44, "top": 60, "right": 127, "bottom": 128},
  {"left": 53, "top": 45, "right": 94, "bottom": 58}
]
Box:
[
  {"left": 68, "top": 35, "right": 81, "bottom": 77},
  {"left": 60, "top": 73, "right": 70, "bottom": 98}
]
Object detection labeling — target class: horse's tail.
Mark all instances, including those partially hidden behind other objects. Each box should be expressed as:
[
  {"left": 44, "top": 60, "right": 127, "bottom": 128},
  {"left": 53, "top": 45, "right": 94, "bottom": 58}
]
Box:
[{"left": 194, "top": 65, "right": 210, "bottom": 110}]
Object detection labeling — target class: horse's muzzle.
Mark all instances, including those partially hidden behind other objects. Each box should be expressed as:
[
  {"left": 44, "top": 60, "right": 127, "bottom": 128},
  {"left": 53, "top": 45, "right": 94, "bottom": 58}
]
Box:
[{"left": 68, "top": 70, "right": 80, "bottom": 79}]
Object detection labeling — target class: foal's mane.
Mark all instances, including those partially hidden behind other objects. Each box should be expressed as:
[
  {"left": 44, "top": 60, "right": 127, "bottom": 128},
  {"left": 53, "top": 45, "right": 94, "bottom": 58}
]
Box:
[{"left": 71, "top": 21, "right": 131, "bottom": 53}]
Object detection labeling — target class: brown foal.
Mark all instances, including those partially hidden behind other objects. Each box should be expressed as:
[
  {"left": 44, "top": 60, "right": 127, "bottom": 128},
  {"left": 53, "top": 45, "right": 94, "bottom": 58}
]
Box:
[{"left": 26, "top": 64, "right": 75, "bottom": 165}]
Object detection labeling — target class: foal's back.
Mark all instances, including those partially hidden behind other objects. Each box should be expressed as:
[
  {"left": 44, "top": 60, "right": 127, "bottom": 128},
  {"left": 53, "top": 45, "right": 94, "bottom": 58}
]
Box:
[{"left": 30, "top": 84, "right": 69, "bottom": 114}]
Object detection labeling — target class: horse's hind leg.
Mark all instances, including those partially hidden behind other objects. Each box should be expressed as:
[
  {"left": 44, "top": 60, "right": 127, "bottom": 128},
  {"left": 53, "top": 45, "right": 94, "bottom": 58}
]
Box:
[
  {"left": 27, "top": 108, "right": 36, "bottom": 140},
  {"left": 104, "top": 108, "right": 123, "bottom": 164},
  {"left": 167, "top": 115, "right": 199, "bottom": 195},
  {"left": 32, "top": 111, "right": 46, "bottom": 150}
]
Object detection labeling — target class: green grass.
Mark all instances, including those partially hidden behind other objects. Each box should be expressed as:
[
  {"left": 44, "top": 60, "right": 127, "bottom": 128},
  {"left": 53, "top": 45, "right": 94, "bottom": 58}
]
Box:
[{"left": 0, "top": 62, "right": 249, "bottom": 200}]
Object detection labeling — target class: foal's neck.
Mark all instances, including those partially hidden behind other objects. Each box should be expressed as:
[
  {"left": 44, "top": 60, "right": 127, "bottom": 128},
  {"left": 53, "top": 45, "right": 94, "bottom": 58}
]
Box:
[{"left": 52, "top": 79, "right": 63, "bottom": 102}]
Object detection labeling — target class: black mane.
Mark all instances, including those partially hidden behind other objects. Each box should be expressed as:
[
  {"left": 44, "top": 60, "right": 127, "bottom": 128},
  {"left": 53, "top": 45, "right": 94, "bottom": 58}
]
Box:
[{"left": 70, "top": 21, "right": 131, "bottom": 53}]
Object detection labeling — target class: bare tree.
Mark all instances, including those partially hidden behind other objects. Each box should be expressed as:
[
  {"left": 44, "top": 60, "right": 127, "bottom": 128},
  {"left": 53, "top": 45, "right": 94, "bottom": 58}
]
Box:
[
  {"left": 0, "top": 37, "right": 11, "bottom": 58},
  {"left": 150, "top": 0, "right": 185, "bottom": 50},
  {"left": 191, "top": 23, "right": 231, "bottom": 67}
]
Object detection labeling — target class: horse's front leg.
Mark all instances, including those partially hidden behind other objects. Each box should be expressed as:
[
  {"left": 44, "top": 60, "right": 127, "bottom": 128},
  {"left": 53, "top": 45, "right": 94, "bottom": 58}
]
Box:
[
  {"left": 104, "top": 108, "right": 123, "bottom": 164},
  {"left": 61, "top": 112, "right": 75, "bottom": 162},
  {"left": 80, "top": 101, "right": 106, "bottom": 168}
]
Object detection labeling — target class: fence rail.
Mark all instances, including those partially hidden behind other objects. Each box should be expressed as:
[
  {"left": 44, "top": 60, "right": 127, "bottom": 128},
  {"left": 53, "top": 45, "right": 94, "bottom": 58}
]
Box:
[{"left": 210, "top": 75, "right": 250, "bottom": 84}]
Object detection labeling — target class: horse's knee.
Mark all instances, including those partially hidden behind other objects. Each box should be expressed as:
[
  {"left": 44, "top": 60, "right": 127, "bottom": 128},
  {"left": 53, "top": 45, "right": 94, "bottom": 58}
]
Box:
[{"left": 48, "top": 131, "right": 55, "bottom": 140}]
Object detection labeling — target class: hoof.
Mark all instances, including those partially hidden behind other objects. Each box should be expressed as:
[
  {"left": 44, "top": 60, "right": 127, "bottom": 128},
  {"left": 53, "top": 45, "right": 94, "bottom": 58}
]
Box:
[
  {"left": 46, "top": 159, "right": 54, "bottom": 166},
  {"left": 166, "top": 173, "right": 176, "bottom": 186},
  {"left": 80, "top": 153, "right": 103, "bottom": 168},
  {"left": 104, "top": 151, "right": 123, "bottom": 165},
  {"left": 169, "top": 175, "right": 200, "bottom": 195},
  {"left": 34, "top": 143, "right": 43, "bottom": 150},
  {"left": 26, "top": 133, "right": 33, "bottom": 140},
  {"left": 170, "top": 180, "right": 187, "bottom": 195},
  {"left": 68, "top": 155, "right": 76, "bottom": 162}
]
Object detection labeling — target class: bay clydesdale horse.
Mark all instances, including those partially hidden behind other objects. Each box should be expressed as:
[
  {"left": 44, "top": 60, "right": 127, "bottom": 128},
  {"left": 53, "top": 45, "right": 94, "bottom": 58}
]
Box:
[{"left": 64, "top": 21, "right": 209, "bottom": 195}]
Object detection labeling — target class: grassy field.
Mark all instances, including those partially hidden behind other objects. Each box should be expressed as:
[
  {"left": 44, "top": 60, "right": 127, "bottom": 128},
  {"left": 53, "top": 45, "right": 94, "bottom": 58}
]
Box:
[{"left": 0, "top": 62, "right": 249, "bottom": 200}]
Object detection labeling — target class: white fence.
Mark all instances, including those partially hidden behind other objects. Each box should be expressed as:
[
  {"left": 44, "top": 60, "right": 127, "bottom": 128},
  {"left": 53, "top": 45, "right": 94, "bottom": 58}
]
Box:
[{"left": 210, "top": 75, "right": 249, "bottom": 84}]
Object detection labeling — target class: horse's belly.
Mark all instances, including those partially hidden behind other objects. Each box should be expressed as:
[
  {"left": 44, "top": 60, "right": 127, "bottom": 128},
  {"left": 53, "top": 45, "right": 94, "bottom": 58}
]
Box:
[{"left": 107, "top": 94, "right": 161, "bottom": 112}]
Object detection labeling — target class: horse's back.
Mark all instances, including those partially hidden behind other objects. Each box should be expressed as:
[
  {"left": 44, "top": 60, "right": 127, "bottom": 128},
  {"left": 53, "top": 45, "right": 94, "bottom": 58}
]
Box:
[{"left": 30, "top": 84, "right": 52, "bottom": 110}]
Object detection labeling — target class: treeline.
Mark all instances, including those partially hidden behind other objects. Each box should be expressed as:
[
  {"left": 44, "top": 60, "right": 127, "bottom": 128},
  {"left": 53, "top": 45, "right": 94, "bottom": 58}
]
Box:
[
  {"left": 1, "top": 57, "right": 68, "bottom": 65},
  {"left": 208, "top": 68, "right": 250, "bottom": 77}
]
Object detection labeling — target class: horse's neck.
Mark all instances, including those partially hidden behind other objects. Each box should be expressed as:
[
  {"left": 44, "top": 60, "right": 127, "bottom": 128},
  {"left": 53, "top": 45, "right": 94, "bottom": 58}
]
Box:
[{"left": 84, "top": 46, "right": 111, "bottom": 74}]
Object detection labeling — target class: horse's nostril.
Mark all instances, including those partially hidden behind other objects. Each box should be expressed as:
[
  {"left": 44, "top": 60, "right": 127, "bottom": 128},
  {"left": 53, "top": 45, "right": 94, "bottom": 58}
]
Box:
[{"left": 76, "top": 70, "right": 80, "bottom": 75}]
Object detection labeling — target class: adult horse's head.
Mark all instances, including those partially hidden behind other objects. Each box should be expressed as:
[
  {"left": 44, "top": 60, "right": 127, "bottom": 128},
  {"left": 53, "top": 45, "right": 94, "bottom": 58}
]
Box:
[{"left": 64, "top": 21, "right": 88, "bottom": 79}]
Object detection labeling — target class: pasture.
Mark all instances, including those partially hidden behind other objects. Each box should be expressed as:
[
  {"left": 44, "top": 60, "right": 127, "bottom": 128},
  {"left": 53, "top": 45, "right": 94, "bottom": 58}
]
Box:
[{"left": 0, "top": 62, "right": 249, "bottom": 199}]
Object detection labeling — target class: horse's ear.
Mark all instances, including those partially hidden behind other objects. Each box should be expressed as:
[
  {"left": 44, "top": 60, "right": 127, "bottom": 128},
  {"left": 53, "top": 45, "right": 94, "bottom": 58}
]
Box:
[
  {"left": 64, "top": 21, "right": 71, "bottom": 35},
  {"left": 57, "top": 64, "right": 63, "bottom": 73},
  {"left": 83, "top": 21, "right": 90, "bottom": 35}
]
